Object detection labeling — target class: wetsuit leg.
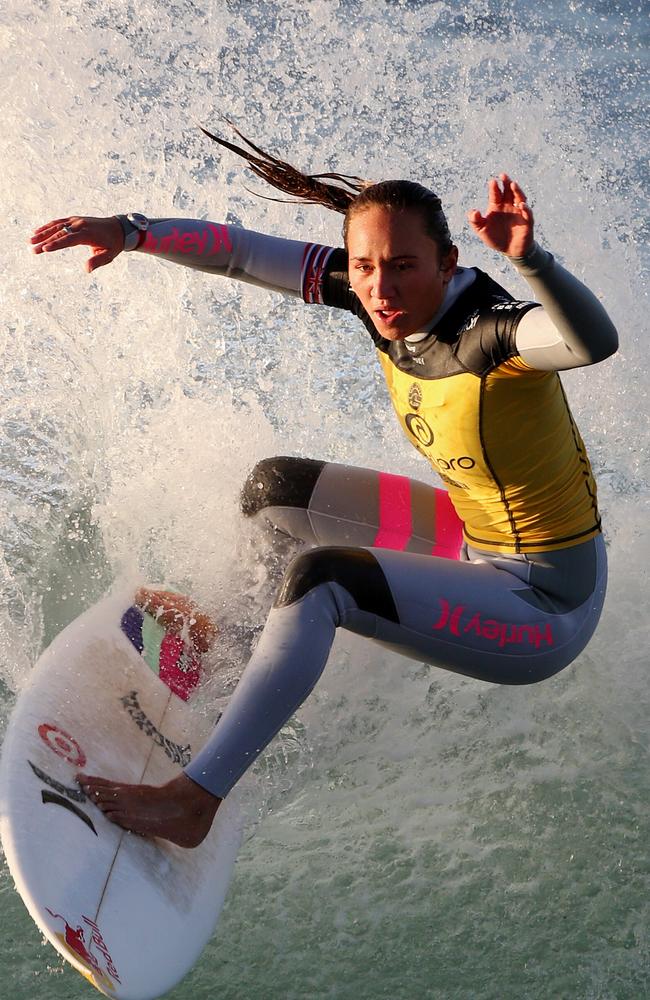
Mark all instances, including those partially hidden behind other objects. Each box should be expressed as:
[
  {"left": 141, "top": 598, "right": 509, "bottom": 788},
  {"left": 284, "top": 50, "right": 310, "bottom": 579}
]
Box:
[
  {"left": 184, "top": 535, "right": 607, "bottom": 799},
  {"left": 241, "top": 456, "right": 463, "bottom": 557}
]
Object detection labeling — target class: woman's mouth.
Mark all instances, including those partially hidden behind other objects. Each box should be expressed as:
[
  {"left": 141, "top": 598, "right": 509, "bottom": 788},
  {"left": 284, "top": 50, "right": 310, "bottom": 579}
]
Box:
[{"left": 375, "top": 309, "right": 405, "bottom": 324}]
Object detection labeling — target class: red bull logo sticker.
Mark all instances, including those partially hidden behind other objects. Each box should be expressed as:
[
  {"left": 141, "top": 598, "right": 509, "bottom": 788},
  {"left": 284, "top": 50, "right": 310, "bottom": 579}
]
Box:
[
  {"left": 46, "top": 908, "right": 121, "bottom": 991},
  {"left": 38, "top": 724, "right": 87, "bottom": 767}
]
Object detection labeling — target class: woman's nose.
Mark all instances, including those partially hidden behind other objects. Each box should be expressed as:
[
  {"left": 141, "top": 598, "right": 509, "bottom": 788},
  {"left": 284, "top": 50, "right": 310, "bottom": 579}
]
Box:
[{"left": 372, "top": 267, "right": 395, "bottom": 300}]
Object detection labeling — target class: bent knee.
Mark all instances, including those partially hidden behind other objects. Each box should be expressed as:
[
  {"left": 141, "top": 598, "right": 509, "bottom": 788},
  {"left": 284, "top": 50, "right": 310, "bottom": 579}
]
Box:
[
  {"left": 274, "top": 546, "right": 399, "bottom": 623},
  {"left": 240, "top": 456, "right": 325, "bottom": 517}
]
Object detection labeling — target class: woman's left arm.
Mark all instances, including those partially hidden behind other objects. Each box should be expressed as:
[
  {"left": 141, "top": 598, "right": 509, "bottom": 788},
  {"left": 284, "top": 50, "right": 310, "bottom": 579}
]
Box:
[
  {"left": 468, "top": 174, "right": 618, "bottom": 371},
  {"left": 506, "top": 244, "right": 618, "bottom": 371}
]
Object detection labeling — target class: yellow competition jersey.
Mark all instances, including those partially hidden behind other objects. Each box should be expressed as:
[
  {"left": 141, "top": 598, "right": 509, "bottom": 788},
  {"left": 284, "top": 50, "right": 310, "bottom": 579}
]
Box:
[{"left": 318, "top": 258, "right": 601, "bottom": 554}]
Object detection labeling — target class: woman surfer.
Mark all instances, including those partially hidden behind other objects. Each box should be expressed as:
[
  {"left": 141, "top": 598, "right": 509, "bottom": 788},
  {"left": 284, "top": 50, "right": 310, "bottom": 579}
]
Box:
[{"left": 30, "top": 128, "right": 618, "bottom": 847}]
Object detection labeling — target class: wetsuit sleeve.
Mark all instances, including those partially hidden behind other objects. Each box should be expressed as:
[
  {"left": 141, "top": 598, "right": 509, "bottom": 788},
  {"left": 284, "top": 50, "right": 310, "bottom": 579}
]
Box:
[
  {"left": 134, "top": 217, "right": 337, "bottom": 298},
  {"left": 303, "top": 247, "right": 372, "bottom": 320},
  {"left": 509, "top": 243, "right": 618, "bottom": 371}
]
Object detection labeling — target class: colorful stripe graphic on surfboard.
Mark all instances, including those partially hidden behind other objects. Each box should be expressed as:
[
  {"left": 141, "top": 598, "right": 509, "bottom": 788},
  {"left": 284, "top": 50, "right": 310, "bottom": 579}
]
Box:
[{"left": 120, "top": 606, "right": 201, "bottom": 701}]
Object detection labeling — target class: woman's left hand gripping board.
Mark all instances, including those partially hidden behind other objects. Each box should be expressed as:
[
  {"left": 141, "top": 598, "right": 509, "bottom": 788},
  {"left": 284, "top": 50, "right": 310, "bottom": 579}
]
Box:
[{"left": 135, "top": 588, "right": 219, "bottom": 655}]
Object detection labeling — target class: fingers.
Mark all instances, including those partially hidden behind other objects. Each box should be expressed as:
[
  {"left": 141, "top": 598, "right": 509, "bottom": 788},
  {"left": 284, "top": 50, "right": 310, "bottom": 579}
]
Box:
[
  {"left": 502, "top": 175, "right": 534, "bottom": 230},
  {"left": 485, "top": 174, "right": 529, "bottom": 209},
  {"left": 31, "top": 218, "right": 87, "bottom": 255},
  {"left": 135, "top": 588, "right": 185, "bottom": 614},
  {"left": 134, "top": 586, "right": 152, "bottom": 606},
  {"left": 31, "top": 218, "right": 75, "bottom": 238},
  {"left": 31, "top": 230, "right": 73, "bottom": 253},
  {"left": 517, "top": 202, "right": 534, "bottom": 227},
  {"left": 30, "top": 218, "right": 76, "bottom": 239},
  {"left": 495, "top": 174, "right": 529, "bottom": 207},
  {"left": 134, "top": 588, "right": 218, "bottom": 651},
  {"left": 507, "top": 176, "right": 527, "bottom": 206},
  {"left": 31, "top": 216, "right": 84, "bottom": 235},
  {"left": 487, "top": 177, "right": 503, "bottom": 208},
  {"left": 467, "top": 209, "right": 487, "bottom": 230}
]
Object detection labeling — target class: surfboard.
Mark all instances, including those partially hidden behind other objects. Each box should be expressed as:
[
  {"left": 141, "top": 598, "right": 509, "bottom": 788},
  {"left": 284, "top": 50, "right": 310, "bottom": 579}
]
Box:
[{"left": 0, "top": 586, "right": 243, "bottom": 1000}]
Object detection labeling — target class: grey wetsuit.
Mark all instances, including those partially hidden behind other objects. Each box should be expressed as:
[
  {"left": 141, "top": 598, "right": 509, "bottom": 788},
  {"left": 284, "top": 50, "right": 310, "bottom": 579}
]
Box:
[
  {"left": 183, "top": 456, "right": 607, "bottom": 798},
  {"left": 118, "top": 215, "right": 617, "bottom": 799}
]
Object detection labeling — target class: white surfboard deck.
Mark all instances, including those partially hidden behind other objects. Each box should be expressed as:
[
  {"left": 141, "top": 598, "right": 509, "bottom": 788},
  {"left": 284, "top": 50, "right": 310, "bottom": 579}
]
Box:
[{"left": 0, "top": 587, "right": 244, "bottom": 1000}]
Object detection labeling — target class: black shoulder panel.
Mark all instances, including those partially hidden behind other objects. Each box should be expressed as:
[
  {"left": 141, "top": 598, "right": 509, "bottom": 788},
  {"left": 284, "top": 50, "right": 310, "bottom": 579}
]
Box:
[
  {"left": 321, "top": 248, "right": 354, "bottom": 309},
  {"left": 274, "top": 546, "right": 400, "bottom": 623},
  {"left": 384, "top": 270, "right": 539, "bottom": 380}
]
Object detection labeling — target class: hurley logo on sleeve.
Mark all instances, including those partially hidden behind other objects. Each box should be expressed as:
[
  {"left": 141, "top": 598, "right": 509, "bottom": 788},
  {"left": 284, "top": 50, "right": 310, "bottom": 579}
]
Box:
[{"left": 144, "top": 223, "right": 232, "bottom": 256}]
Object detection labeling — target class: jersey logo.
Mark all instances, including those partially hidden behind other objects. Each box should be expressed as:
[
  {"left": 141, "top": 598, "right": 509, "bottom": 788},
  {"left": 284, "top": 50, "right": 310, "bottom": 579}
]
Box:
[
  {"left": 408, "top": 384, "right": 422, "bottom": 410},
  {"left": 461, "top": 309, "right": 480, "bottom": 331},
  {"left": 435, "top": 456, "right": 476, "bottom": 471},
  {"left": 405, "top": 413, "right": 434, "bottom": 447}
]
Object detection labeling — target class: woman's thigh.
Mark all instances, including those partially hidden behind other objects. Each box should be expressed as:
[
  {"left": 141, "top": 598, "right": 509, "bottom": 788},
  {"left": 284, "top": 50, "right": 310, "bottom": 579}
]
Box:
[
  {"left": 336, "top": 538, "right": 607, "bottom": 685},
  {"left": 242, "top": 455, "right": 463, "bottom": 558}
]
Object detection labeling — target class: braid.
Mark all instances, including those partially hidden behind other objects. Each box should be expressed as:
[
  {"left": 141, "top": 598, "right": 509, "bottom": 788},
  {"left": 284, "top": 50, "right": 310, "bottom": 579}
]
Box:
[
  {"left": 200, "top": 121, "right": 454, "bottom": 255},
  {"left": 199, "top": 121, "right": 371, "bottom": 214}
]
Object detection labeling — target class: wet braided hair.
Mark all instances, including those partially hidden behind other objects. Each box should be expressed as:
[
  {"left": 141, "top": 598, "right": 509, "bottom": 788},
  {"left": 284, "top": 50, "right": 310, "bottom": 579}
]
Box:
[{"left": 200, "top": 122, "right": 454, "bottom": 255}]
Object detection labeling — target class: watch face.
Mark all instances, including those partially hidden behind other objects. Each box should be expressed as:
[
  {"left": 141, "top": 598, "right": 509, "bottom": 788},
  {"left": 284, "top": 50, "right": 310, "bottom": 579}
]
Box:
[{"left": 127, "top": 213, "right": 149, "bottom": 231}]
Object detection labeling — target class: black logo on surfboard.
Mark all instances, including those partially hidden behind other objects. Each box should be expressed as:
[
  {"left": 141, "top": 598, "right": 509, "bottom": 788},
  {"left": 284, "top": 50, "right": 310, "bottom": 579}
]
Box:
[
  {"left": 120, "top": 691, "right": 192, "bottom": 766},
  {"left": 40, "top": 790, "right": 98, "bottom": 835},
  {"left": 28, "top": 760, "right": 97, "bottom": 835}
]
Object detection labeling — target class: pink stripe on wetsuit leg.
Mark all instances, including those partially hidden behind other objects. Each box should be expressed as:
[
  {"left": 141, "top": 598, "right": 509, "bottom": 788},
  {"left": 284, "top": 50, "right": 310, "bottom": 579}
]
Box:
[
  {"left": 374, "top": 473, "right": 412, "bottom": 550},
  {"left": 432, "top": 488, "right": 463, "bottom": 559}
]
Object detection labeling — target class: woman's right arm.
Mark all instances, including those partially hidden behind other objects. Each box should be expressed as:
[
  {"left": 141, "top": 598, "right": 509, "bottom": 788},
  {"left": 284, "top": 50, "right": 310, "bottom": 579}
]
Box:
[{"left": 30, "top": 214, "right": 338, "bottom": 300}]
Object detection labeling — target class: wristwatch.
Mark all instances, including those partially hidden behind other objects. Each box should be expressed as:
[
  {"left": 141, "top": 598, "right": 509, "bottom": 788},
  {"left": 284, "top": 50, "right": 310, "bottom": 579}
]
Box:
[{"left": 116, "top": 213, "right": 150, "bottom": 251}]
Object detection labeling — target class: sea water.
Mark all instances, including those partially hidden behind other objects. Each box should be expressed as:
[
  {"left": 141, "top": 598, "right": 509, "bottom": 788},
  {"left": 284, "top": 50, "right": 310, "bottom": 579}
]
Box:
[{"left": 1, "top": 0, "right": 648, "bottom": 997}]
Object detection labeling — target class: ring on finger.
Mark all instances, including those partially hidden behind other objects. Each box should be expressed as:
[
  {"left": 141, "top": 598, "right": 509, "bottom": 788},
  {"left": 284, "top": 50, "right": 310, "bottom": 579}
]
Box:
[{"left": 62, "top": 223, "right": 73, "bottom": 234}]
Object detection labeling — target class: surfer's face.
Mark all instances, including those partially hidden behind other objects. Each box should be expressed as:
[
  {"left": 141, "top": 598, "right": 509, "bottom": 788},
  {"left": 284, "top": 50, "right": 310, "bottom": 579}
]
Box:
[{"left": 347, "top": 205, "right": 458, "bottom": 341}]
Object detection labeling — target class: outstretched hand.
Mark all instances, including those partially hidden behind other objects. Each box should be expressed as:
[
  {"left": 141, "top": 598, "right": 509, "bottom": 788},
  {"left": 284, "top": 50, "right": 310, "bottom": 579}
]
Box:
[
  {"left": 29, "top": 216, "right": 125, "bottom": 273},
  {"left": 467, "top": 174, "right": 534, "bottom": 258}
]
